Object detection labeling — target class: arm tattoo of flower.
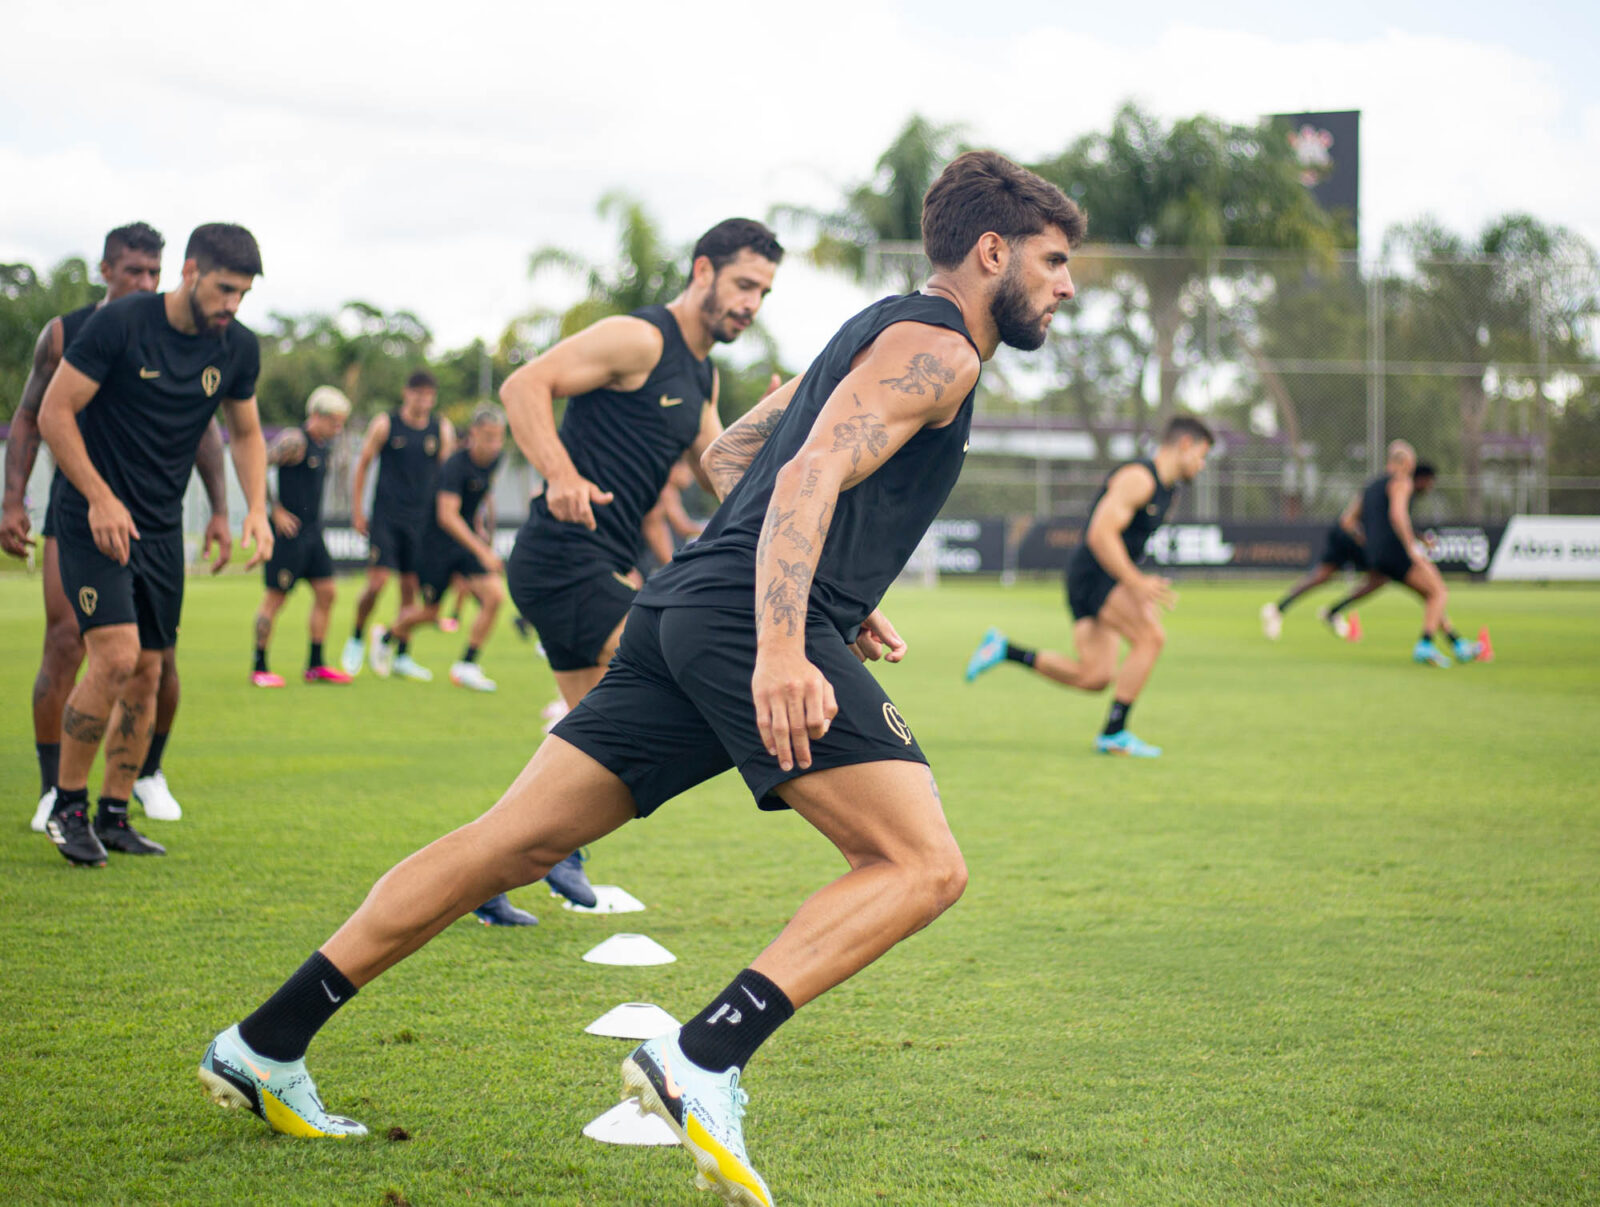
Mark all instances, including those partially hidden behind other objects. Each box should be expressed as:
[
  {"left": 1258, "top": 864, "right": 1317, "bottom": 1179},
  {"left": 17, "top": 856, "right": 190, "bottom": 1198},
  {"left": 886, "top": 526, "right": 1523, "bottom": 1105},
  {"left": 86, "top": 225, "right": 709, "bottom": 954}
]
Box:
[
  {"left": 879, "top": 353, "right": 956, "bottom": 402},
  {"left": 832, "top": 411, "right": 889, "bottom": 470}
]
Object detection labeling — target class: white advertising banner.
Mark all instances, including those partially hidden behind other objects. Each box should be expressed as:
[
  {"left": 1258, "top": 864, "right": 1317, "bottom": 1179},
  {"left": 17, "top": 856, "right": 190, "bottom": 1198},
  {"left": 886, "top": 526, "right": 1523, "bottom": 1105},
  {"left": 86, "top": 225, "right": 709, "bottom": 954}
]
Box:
[{"left": 1486, "top": 516, "right": 1600, "bottom": 581}]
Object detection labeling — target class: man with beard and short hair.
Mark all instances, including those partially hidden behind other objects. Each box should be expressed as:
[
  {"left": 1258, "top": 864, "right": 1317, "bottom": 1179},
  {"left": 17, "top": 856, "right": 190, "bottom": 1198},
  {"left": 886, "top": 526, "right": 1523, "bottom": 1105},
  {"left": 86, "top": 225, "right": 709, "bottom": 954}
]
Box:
[
  {"left": 197, "top": 152, "right": 1082, "bottom": 1207},
  {"left": 3, "top": 222, "right": 232, "bottom": 832},
  {"left": 965, "top": 415, "right": 1214, "bottom": 758},
  {"left": 37, "top": 222, "right": 273, "bottom": 866}
]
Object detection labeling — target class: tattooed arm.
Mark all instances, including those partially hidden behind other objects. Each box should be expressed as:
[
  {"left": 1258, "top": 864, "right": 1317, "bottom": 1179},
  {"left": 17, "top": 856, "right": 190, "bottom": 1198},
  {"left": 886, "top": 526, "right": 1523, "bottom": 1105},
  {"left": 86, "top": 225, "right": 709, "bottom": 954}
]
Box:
[
  {"left": 1, "top": 318, "right": 63, "bottom": 558},
  {"left": 266, "top": 427, "right": 307, "bottom": 539},
  {"left": 701, "top": 373, "right": 800, "bottom": 501},
  {"left": 752, "top": 325, "right": 978, "bottom": 772}
]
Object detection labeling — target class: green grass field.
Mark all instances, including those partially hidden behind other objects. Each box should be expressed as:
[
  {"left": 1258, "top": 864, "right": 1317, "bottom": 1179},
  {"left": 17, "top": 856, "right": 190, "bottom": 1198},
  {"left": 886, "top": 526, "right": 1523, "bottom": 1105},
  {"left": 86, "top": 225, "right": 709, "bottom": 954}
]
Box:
[{"left": 1, "top": 571, "right": 1596, "bottom": 1205}]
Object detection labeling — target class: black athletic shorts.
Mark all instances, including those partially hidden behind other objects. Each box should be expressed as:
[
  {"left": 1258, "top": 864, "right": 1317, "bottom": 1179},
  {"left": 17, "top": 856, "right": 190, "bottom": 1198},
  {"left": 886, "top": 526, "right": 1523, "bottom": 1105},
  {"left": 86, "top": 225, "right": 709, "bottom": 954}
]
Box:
[
  {"left": 1369, "top": 540, "right": 1414, "bottom": 583},
  {"left": 264, "top": 528, "right": 334, "bottom": 592},
  {"left": 1318, "top": 526, "right": 1368, "bottom": 571},
  {"left": 553, "top": 604, "right": 929, "bottom": 817},
  {"left": 367, "top": 511, "right": 424, "bottom": 574},
  {"left": 54, "top": 518, "right": 184, "bottom": 650},
  {"left": 509, "top": 562, "right": 637, "bottom": 672},
  {"left": 419, "top": 541, "right": 488, "bottom": 604},
  {"left": 1065, "top": 552, "right": 1117, "bottom": 622}
]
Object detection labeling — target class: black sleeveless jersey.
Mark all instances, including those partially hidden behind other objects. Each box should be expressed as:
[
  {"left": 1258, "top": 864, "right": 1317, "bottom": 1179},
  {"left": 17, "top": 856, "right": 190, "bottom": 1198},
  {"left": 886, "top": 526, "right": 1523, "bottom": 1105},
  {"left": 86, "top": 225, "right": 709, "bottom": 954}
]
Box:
[
  {"left": 640, "top": 293, "right": 979, "bottom": 640},
  {"left": 1076, "top": 459, "right": 1177, "bottom": 572},
  {"left": 514, "top": 304, "right": 714, "bottom": 581},
  {"left": 1361, "top": 474, "right": 1404, "bottom": 557},
  {"left": 60, "top": 302, "right": 98, "bottom": 349},
  {"left": 372, "top": 408, "right": 443, "bottom": 523},
  {"left": 425, "top": 448, "right": 502, "bottom": 551},
  {"left": 277, "top": 426, "right": 331, "bottom": 528}
]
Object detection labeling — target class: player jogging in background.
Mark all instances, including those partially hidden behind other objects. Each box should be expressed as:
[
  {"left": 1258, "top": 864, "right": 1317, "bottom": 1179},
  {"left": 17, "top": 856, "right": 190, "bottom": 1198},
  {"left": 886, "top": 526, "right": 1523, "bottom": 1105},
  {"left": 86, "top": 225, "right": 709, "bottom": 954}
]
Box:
[
  {"left": 499, "top": 217, "right": 783, "bottom": 909},
  {"left": 196, "top": 151, "right": 1081, "bottom": 1207},
  {"left": 251, "top": 386, "right": 354, "bottom": 687},
  {"left": 371, "top": 404, "right": 507, "bottom": 693},
  {"left": 37, "top": 223, "right": 272, "bottom": 866},
  {"left": 343, "top": 370, "right": 455, "bottom": 680},
  {"left": 965, "top": 416, "right": 1213, "bottom": 758},
  {"left": 2, "top": 222, "right": 233, "bottom": 832}
]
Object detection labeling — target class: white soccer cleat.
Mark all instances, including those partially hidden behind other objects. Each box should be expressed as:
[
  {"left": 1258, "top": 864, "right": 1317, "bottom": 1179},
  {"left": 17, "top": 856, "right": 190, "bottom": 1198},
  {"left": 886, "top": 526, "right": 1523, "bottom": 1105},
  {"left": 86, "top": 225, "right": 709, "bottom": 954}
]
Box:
[
  {"left": 340, "top": 636, "right": 365, "bottom": 677},
  {"left": 368, "top": 626, "right": 396, "bottom": 678},
  {"left": 450, "top": 661, "right": 497, "bottom": 693},
  {"left": 393, "top": 653, "right": 433, "bottom": 682},
  {"left": 31, "top": 787, "right": 57, "bottom": 834},
  {"left": 1260, "top": 602, "right": 1283, "bottom": 641},
  {"left": 1318, "top": 607, "right": 1351, "bottom": 639},
  {"left": 134, "top": 770, "right": 183, "bottom": 821}
]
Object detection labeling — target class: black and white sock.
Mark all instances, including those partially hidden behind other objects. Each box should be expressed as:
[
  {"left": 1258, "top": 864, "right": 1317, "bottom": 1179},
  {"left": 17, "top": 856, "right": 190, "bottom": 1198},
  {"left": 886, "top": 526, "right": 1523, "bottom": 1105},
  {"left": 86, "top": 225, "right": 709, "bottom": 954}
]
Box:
[
  {"left": 677, "top": 969, "right": 795, "bottom": 1074},
  {"left": 237, "top": 950, "right": 359, "bottom": 1063}
]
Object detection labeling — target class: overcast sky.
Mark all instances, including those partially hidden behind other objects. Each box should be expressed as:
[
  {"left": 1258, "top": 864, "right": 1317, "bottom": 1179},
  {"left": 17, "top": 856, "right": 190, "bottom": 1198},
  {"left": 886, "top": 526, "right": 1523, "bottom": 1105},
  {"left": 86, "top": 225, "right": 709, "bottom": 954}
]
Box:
[{"left": 3, "top": 0, "right": 1596, "bottom": 372}]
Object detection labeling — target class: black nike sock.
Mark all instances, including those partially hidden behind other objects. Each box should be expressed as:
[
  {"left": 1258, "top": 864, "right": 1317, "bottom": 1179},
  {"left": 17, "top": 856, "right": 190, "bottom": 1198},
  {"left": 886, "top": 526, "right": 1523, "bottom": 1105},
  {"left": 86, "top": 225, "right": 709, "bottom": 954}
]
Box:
[
  {"left": 309, "top": 642, "right": 324, "bottom": 669},
  {"left": 677, "top": 969, "right": 795, "bottom": 1074},
  {"left": 1276, "top": 587, "right": 1307, "bottom": 612},
  {"left": 1441, "top": 624, "right": 1462, "bottom": 646},
  {"left": 54, "top": 785, "right": 88, "bottom": 816},
  {"left": 396, "top": 638, "right": 409, "bottom": 657},
  {"left": 1326, "top": 595, "right": 1357, "bottom": 617},
  {"left": 140, "top": 732, "right": 169, "bottom": 778},
  {"left": 353, "top": 622, "right": 365, "bottom": 640},
  {"left": 1004, "top": 644, "right": 1036, "bottom": 668},
  {"left": 1103, "top": 699, "right": 1133, "bottom": 736},
  {"left": 254, "top": 648, "right": 269, "bottom": 674},
  {"left": 37, "top": 742, "right": 60, "bottom": 797},
  {"left": 96, "top": 795, "right": 130, "bottom": 824},
  {"left": 463, "top": 646, "right": 479, "bottom": 664},
  {"left": 237, "top": 951, "right": 359, "bottom": 1063}
]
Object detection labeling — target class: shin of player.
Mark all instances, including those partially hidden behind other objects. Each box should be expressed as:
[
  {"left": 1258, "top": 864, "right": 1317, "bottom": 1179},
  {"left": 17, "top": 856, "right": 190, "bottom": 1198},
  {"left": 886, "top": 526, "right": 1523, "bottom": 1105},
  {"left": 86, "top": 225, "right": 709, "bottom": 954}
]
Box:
[
  {"left": 254, "top": 387, "right": 352, "bottom": 686},
  {"left": 966, "top": 416, "right": 1213, "bottom": 758}
]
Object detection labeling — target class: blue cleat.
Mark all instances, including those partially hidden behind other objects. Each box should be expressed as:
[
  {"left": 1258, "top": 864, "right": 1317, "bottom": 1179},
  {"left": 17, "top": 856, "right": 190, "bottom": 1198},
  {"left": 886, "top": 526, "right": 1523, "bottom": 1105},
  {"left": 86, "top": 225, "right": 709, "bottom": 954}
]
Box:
[
  {"left": 621, "top": 1028, "right": 773, "bottom": 1207},
  {"left": 1452, "top": 638, "right": 1483, "bottom": 663},
  {"left": 472, "top": 893, "right": 538, "bottom": 926},
  {"left": 545, "top": 850, "right": 597, "bottom": 909},
  {"left": 964, "top": 627, "right": 1009, "bottom": 682},
  {"left": 198, "top": 1024, "right": 367, "bottom": 1138},
  {"left": 1413, "top": 640, "right": 1453, "bottom": 667},
  {"left": 1094, "top": 730, "right": 1163, "bottom": 758}
]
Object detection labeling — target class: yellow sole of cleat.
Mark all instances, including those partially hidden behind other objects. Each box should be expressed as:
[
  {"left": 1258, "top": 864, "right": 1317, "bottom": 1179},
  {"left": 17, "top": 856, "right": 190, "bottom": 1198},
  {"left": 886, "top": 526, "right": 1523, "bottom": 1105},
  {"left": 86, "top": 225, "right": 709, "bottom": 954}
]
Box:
[
  {"left": 621, "top": 1057, "right": 773, "bottom": 1207},
  {"left": 197, "top": 1066, "right": 360, "bottom": 1139}
]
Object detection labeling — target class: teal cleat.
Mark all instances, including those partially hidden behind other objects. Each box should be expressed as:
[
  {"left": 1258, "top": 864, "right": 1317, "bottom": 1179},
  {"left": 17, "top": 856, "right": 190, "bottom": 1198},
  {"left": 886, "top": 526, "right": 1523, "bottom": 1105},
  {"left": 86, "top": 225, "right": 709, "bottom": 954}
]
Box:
[
  {"left": 1413, "top": 640, "right": 1453, "bottom": 667},
  {"left": 964, "top": 627, "right": 1009, "bottom": 682},
  {"left": 1094, "top": 730, "right": 1162, "bottom": 758},
  {"left": 621, "top": 1028, "right": 773, "bottom": 1207},
  {"left": 393, "top": 653, "right": 433, "bottom": 682},
  {"left": 198, "top": 1024, "right": 367, "bottom": 1138},
  {"left": 1452, "top": 638, "right": 1483, "bottom": 663}
]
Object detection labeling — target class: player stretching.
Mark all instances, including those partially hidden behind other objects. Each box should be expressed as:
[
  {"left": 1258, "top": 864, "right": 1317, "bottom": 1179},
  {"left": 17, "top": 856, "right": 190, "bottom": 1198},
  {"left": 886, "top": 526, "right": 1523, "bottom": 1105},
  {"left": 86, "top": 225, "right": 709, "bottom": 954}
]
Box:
[
  {"left": 343, "top": 370, "right": 454, "bottom": 680},
  {"left": 372, "top": 405, "right": 506, "bottom": 693},
  {"left": 37, "top": 224, "right": 272, "bottom": 865},
  {"left": 2, "top": 222, "right": 232, "bottom": 831},
  {"left": 965, "top": 416, "right": 1213, "bottom": 758},
  {"left": 500, "top": 217, "right": 783, "bottom": 908},
  {"left": 197, "top": 151, "right": 1081, "bottom": 1207},
  {"left": 252, "top": 387, "right": 354, "bottom": 687}
]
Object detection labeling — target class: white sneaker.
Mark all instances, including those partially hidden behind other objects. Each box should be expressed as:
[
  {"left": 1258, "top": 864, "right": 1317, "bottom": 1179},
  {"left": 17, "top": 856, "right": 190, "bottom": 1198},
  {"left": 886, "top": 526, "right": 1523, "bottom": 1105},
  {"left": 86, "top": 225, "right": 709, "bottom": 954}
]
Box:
[
  {"left": 340, "top": 636, "right": 365, "bottom": 677},
  {"left": 1318, "top": 607, "right": 1351, "bottom": 639},
  {"left": 450, "top": 661, "right": 497, "bottom": 692},
  {"left": 1260, "top": 602, "right": 1283, "bottom": 641},
  {"left": 369, "top": 627, "right": 396, "bottom": 678},
  {"left": 393, "top": 653, "right": 432, "bottom": 682},
  {"left": 134, "top": 769, "right": 183, "bottom": 821},
  {"left": 31, "top": 787, "right": 57, "bottom": 833}
]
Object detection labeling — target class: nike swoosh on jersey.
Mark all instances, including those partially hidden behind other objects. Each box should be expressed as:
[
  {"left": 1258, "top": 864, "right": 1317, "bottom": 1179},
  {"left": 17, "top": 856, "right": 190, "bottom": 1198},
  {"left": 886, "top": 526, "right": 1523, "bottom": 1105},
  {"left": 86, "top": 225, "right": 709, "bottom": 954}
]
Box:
[
  {"left": 659, "top": 394, "right": 684, "bottom": 407},
  {"left": 139, "top": 368, "right": 160, "bottom": 379}
]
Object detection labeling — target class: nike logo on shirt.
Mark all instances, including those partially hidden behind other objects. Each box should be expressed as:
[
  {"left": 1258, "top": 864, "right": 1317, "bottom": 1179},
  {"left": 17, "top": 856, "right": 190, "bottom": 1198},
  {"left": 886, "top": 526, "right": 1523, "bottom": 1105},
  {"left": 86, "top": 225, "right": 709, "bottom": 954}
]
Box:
[
  {"left": 139, "top": 367, "right": 160, "bottom": 379},
  {"left": 659, "top": 394, "right": 684, "bottom": 407}
]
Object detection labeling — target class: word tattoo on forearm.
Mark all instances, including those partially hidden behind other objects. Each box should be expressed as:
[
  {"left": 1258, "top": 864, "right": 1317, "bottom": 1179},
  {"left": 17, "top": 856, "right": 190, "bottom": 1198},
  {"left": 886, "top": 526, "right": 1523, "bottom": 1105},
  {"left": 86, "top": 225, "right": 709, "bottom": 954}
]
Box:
[
  {"left": 880, "top": 353, "right": 956, "bottom": 402},
  {"left": 832, "top": 410, "right": 889, "bottom": 470}
]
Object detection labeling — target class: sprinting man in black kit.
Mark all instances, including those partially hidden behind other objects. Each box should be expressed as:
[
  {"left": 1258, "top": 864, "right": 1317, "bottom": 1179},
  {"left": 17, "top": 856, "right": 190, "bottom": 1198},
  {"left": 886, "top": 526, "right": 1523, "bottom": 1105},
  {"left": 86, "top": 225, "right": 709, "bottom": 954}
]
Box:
[
  {"left": 197, "top": 151, "right": 1082, "bottom": 1207},
  {"left": 965, "top": 416, "right": 1213, "bottom": 758},
  {"left": 343, "top": 369, "right": 455, "bottom": 680},
  {"left": 37, "top": 223, "right": 273, "bottom": 866},
  {"left": 2, "top": 222, "right": 233, "bottom": 833},
  {"left": 499, "top": 217, "right": 783, "bottom": 909}
]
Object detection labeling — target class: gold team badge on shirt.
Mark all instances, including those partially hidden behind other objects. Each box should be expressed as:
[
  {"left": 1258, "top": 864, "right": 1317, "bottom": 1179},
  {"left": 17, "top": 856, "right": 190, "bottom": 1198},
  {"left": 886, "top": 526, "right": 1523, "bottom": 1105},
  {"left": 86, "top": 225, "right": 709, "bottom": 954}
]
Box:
[
  {"left": 424, "top": 435, "right": 439, "bottom": 456},
  {"left": 202, "top": 366, "right": 222, "bottom": 397}
]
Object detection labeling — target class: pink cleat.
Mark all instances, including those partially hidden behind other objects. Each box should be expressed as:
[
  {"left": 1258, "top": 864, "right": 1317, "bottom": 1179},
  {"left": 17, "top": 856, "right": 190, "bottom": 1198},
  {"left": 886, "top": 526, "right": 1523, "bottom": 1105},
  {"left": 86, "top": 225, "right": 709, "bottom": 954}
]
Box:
[
  {"left": 439, "top": 617, "right": 461, "bottom": 633},
  {"left": 304, "top": 665, "right": 354, "bottom": 685},
  {"left": 251, "top": 671, "right": 286, "bottom": 688}
]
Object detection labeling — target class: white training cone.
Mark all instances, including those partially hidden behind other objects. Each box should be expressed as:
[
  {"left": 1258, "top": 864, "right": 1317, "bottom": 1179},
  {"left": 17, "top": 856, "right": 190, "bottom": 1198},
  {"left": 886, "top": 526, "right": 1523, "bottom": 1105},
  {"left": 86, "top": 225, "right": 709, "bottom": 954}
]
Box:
[
  {"left": 582, "top": 1098, "right": 679, "bottom": 1146},
  {"left": 585, "top": 1002, "right": 680, "bottom": 1040},
  {"left": 559, "top": 884, "right": 647, "bottom": 914},
  {"left": 582, "top": 933, "right": 676, "bottom": 966}
]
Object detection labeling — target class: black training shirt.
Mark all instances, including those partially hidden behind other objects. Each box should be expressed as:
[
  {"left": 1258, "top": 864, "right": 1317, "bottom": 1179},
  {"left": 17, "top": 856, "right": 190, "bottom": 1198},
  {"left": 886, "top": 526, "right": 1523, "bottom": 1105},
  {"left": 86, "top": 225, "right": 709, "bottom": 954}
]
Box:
[
  {"left": 1071, "top": 458, "right": 1177, "bottom": 577},
  {"left": 425, "top": 447, "right": 501, "bottom": 553},
  {"left": 276, "top": 426, "right": 331, "bottom": 529}
]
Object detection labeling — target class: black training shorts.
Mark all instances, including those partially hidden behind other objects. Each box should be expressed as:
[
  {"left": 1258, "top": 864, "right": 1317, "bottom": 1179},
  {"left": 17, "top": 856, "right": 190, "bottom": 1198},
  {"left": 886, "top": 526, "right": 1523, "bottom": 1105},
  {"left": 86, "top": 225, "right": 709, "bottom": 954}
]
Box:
[
  {"left": 55, "top": 517, "right": 185, "bottom": 650},
  {"left": 367, "top": 511, "right": 424, "bottom": 574},
  {"left": 264, "top": 528, "right": 335, "bottom": 592},
  {"left": 419, "top": 542, "right": 488, "bottom": 604},
  {"left": 553, "top": 604, "right": 929, "bottom": 817},
  {"left": 509, "top": 561, "right": 637, "bottom": 672},
  {"left": 1318, "top": 526, "right": 1368, "bottom": 571},
  {"left": 1369, "top": 539, "right": 1415, "bottom": 583},
  {"left": 1065, "top": 550, "right": 1117, "bottom": 622}
]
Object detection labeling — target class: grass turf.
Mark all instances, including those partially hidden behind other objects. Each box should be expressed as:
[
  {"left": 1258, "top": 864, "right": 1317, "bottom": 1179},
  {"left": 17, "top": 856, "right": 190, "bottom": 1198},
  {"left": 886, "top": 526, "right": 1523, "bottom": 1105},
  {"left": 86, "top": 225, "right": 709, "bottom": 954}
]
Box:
[{"left": 0, "top": 570, "right": 1595, "bottom": 1205}]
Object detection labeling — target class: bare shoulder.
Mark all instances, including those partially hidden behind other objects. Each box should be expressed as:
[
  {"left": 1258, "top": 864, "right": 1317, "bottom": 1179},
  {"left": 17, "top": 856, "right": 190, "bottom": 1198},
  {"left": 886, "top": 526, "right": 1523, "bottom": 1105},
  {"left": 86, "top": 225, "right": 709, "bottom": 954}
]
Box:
[
  {"left": 868, "top": 323, "right": 981, "bottom": 403},
  {"left": 578, "top": 313, "right": 664, "bottom": 370},
  {"left": 1107, "top": 461, "right": 1158, "bottom": 503}
]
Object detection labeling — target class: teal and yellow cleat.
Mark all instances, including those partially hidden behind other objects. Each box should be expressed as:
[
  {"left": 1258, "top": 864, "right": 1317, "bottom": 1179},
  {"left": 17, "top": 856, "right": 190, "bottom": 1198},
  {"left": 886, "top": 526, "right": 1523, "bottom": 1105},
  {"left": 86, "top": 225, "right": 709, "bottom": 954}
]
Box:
[
  {"left": 964, "top": 627, "right": 1008, "bottom": 682},
  {"left": 1094, "top": 730, "right": 1162, "bottom": 758},
  {"left": 1452, "top": 638, "right": 1484, "bottom": 663},
  {"left": 621, "top": 1029, "right": 773, "bottom": 1207},
  {"left": 198, "top": 1024, "right": 367, "bottom": 1138},
  {"left": 1413, "top": 640, "right": 1453, "bottom": 667}
]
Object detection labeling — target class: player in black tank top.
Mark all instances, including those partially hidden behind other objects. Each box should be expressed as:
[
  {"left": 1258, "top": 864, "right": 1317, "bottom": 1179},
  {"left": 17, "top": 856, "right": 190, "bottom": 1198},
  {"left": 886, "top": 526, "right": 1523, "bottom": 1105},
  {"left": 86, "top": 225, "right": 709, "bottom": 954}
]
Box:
[
  {"left": 965, "top": 415, "right": 1214, "bottom": 758},
  {"left": 204, "top": 156, "right": 1085, "bottom": 1202},
  {"left": 252, "top": 387, "right": 353, "bottom": 686},
  {"left": 343, "top": 370, "right": 456, "bottom": 678}
]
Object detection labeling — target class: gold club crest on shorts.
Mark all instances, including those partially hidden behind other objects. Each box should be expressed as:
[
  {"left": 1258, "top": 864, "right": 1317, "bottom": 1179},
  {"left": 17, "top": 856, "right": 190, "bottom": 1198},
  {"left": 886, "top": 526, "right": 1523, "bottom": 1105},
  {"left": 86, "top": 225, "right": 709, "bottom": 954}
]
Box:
[
  {"left": 78, "top": 586, "right": 98, "bottom": 616},
  {"left": 278, "top": 568, "right": 294, "bottom": 590},
  {"left": 882, "top": 702, "right": 913, "bottom": 745},
  {"left": 201, "top": 366, "right": 222, "bottom": 397}
]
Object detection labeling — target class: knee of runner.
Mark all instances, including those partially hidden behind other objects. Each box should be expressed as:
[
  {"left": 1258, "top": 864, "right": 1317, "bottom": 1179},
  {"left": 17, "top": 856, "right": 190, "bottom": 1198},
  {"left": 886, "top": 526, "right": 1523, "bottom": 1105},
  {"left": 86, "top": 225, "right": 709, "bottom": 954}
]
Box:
[
  {"left": 43, "top": 618, "right": 85, "bottom": 667},
  {"left": 93, "top": 641, "right": 142, "bottom": 686},
  {"left": 478, "top": 579, "right": 503, "bottom": 608},
  {"left": 1138, "top": 623, "right": 1167, "bottom": 652},
  {"left": 1081, "top": 668, "right": 1114, "bottom": 693},
  {"left": 313, "top": 582, "right": 337, "bottom": 606}
]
